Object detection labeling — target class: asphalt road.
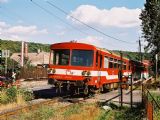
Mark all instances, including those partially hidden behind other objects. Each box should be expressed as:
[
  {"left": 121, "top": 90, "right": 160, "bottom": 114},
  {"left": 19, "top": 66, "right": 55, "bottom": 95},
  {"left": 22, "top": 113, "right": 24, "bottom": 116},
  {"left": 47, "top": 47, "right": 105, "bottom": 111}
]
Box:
[{"left": 21, "top": 80, "right": 142, "bottom": 106}]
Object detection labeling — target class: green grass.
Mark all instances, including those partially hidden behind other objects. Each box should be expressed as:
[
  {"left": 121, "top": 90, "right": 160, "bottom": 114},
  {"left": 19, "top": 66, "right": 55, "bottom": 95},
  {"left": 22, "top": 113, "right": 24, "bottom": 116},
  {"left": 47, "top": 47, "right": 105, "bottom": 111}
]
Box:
[
  {"left": 97, "top": 110, "right": 114, "bottom": 120},
  {"left": 8, "top": 102, "right": 145, "bottom": 120},
  {"left": 114, "top": 107, "right": 144, "bottom": 120},
  {"left": 11, "top": 105, "right": 55, "bottom": 120},
  {"left": 97, "top": 102, "right": 144, "bottom": 120},
  {"left": 150, "top": 92, "right": 160, "bottom": 119},
  {"left": 150, "top": 92, "right": 160, "bottom": 102},
  {"left": 63, "top": 103, "right": 83, "bottom": 117}
]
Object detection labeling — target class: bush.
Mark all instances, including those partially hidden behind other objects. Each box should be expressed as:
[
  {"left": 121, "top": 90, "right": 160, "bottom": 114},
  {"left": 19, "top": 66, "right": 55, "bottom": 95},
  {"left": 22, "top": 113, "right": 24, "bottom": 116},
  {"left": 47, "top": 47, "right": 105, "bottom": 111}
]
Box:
[
  {"left": 0, "top": 90, "right": 9, "bottom": 104},
  {"left": 0, "top": 87, "right": 17, "bottom": 104},
  {"left": 18, "top": 89, "right": 33, "bottom": 101},
  {"left": 6, "top": 87, "right": 17, "bottom": 102},
  {"left": 0, "top": 87, "right": 34, "bottom": 105}
]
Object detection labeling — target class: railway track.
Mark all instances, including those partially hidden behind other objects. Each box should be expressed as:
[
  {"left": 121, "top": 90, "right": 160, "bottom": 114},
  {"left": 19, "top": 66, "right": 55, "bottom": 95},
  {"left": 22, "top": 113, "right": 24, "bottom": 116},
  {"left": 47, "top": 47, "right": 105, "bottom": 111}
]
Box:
[
  {"left": 0, "top": 94, "right": 87, "bottom": 120},
  {"left": 0, "top": 98, "right": 59, "bottom": 120}
]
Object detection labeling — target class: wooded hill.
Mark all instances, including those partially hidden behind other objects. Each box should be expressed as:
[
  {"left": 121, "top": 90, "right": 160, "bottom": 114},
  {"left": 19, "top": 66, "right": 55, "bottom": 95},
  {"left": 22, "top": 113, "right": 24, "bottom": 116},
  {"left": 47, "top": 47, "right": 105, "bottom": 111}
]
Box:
[
  {"left": 0, "top": 39, "right": 50, "bottom": 53},
  {"left": 112, "top": 50, "right": 150, "bottom": 61},
  {"left": 0, "top": 39, "right": 150, "bottom": 60}
]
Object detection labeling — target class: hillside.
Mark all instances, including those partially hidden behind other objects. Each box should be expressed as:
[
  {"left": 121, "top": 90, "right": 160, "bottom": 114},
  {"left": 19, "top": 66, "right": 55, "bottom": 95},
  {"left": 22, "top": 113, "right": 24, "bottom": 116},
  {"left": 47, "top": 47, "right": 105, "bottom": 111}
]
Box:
[
  {"left": 0, "top": 39, "right": 149, "bottom": 60},
  {"left": 112, "top": 50, "right": 150, "bottom": 61},
  {"left": 0, "top": 39, "right": 50, "bottom": 53}
]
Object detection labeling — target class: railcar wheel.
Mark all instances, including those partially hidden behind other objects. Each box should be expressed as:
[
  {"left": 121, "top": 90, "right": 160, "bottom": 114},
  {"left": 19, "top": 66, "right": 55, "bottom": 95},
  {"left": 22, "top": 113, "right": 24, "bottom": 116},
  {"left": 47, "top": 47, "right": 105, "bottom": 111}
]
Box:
[
  {"left": 103, "top": 84, "right": 110, "bottom": 92},
  {"left": 56, "top": 82, "right": 62, "bottom": 94},
  {"left": 84, "top": 86, "right": 89, "bottom": 95}
]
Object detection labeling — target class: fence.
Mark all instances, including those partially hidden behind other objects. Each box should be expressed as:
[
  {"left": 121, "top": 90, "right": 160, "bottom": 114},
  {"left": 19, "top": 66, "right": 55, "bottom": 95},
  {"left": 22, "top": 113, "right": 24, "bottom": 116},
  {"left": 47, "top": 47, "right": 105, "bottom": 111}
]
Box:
[
  {"left": 19, "top": 67, "right": 47, "bottom": 80},
  {"left": 142, "top": 84, "right": 160, "bottom": 120}
]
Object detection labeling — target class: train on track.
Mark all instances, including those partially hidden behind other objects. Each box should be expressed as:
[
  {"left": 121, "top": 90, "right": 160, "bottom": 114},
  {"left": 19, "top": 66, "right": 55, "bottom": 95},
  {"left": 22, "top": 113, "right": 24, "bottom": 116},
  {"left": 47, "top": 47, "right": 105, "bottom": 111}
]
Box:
[{"left": 47, "top": 42, "right": 149, "bottom": 95}]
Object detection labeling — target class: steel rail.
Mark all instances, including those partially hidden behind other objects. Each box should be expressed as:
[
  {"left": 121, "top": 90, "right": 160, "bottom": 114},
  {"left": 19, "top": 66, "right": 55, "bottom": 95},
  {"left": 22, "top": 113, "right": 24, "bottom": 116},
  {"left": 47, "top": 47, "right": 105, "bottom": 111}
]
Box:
[{"left": 0, "top": 98, "right": 59, "bottom": 120}]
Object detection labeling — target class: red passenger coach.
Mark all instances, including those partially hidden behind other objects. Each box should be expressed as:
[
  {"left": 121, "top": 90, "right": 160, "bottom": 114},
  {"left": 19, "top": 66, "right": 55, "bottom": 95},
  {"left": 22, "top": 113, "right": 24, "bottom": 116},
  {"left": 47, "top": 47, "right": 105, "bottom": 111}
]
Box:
[{"left": 48, "top": 42, "right": 133, "bottom": 94}]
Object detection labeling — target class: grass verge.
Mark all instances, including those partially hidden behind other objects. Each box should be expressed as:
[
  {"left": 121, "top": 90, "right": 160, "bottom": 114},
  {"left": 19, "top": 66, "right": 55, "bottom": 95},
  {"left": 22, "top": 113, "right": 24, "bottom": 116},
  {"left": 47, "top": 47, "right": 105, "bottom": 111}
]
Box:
[
  {"left": 0, "top": 87, "right": 33, "bottom": 111},
  {"left": 6, "top": 102, "right": 145, "bottom": 120}
]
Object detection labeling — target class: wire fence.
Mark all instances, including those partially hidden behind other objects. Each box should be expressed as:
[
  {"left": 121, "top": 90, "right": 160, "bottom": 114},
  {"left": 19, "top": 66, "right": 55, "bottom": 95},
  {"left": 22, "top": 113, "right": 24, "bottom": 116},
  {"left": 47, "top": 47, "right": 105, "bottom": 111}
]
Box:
[{"left": 142, "top": 84, "right": 160, "bottom": 120}]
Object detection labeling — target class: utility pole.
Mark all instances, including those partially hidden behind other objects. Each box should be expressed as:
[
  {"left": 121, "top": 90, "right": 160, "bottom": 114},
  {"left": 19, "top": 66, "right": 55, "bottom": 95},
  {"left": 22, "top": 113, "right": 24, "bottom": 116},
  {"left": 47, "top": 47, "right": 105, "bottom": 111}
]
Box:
[
  {"left": 130, "top": 74, "right": 133, "bottom": 108},
  {"left": 139, "top": 38, "right": 144, "bottom": 81},
  {"left": 139, "top": 37, "right": 143, "bottom": 62},
  {"left": 2, "top": 50, "right": 10, "bottom": 76},
  {"left": 155, "top": 54, "right": 158, "bottom": 81},
  {"left": 5, "top": 55, "right": 7, "bottom": 76},
  {"left": 118, "top": 51, "right": 123, "bottom": 108},
  {"left": 21, "top": 41, "right": 24, "bottom": 67}
]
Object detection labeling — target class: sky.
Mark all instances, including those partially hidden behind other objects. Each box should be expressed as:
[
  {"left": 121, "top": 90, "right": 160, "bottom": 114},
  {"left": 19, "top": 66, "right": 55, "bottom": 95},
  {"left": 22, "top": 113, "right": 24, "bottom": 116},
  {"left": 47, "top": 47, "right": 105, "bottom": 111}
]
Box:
[{"left": 0, "top": 0, "right": 146, "bottom": 51}]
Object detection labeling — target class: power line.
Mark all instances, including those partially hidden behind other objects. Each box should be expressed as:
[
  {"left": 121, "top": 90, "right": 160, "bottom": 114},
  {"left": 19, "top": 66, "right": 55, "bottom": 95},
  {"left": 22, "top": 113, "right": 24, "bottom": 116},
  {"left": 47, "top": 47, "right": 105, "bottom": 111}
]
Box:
[
  {"left": 30, "top": 0, "right": 89, "bottom": 36},
  {"left": 46, "top": 1, "right": 136, "bottom": 44}
]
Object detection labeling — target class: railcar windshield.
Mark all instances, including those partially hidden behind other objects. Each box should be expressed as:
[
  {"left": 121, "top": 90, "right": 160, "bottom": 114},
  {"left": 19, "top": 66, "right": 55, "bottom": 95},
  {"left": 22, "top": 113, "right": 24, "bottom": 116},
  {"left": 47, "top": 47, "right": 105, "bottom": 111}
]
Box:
[
  {"left": 52, "top": 49, "right": 70, "bottom": 65},
  {"left": 71, "top": 50, "right": 93, "bottom": 67}
]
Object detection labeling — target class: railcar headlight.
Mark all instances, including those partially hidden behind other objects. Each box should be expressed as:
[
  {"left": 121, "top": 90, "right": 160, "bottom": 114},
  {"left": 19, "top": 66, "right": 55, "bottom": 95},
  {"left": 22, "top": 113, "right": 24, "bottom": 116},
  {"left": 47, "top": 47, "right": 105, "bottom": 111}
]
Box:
[
  {"left": 82, "top": 71, "right": 91, "bottom": 76},
  {"left": 52, "top": 69, "right": 56, "bottom": 74},
  {"left": 47, "top": 68, "right": 56, "bottom": 74},
  {"left": 82, "top": 71, "right": 87, "bottom": 76},
  {"left": 47, "top": 68, "right": 52, "bottom": 74},
  {"left": 87, "top": 71, "right": 91, "bottom": 76}
]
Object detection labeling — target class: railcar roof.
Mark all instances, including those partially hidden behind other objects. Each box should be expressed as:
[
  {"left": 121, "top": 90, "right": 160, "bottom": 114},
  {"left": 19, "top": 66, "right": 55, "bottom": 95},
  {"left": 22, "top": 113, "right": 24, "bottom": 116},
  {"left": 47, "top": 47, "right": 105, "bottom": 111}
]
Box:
[
  {"left": 51, "top": 42, "right": 96, "bottom": 49},
  {"left": 97, "top": 47, "right": 129, "bottom": 61},
  {"left": 51, "top": 42, "right": 129, "bottom": 60}
]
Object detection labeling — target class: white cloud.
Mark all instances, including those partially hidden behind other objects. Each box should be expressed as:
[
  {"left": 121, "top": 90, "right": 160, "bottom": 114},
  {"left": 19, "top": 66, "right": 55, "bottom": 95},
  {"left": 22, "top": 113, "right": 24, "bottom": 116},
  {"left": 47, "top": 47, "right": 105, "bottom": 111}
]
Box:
[
  {"left": 56, "top": 31, "right": 65, "bottom": 36},
  {"left": 68, "top": 5, "right": 141, "bottom": 28},
  {"left": 0, "top": 21, "right": 9, "bottom": 28},
  {"left": 7, "top": 25, "right": 48, "bottom": 35},
  {"left": 0, "top": 21, "right": 48, "bottom": 41},
  {"left": 0, "top": 0, "right": 8, "bottom": 3},
  {"left": 9, "top": 35, "right": 24, "bottom": 41},
  {"left": 77, "top": 36, "right": 104, "bottom": 47}
]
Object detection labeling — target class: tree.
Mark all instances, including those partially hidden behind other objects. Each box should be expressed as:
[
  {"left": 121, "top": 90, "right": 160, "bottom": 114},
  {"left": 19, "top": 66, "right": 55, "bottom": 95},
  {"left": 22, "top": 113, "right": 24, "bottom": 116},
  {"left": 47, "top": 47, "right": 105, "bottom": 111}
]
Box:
[
  {"left": 140, "top": 0, "right": 160, "bottom": 53},
  {"left": 140, "top": 0, "right": 160, "bottom": 74}
]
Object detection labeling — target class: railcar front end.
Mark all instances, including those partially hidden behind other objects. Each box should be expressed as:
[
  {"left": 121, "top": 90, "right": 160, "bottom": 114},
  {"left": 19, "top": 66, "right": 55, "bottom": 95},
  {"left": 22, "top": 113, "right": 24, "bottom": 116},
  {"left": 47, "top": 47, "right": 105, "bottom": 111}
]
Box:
[{"left": 47, "top": 42, "right": 98, "bottom": 94}]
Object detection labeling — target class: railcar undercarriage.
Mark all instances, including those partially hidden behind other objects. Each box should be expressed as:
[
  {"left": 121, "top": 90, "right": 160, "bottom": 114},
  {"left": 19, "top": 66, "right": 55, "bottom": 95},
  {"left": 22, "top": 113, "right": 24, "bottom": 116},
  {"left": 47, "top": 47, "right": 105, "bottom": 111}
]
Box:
[{"left": 48, "top": 78, "right": 98, "bottom": 95}]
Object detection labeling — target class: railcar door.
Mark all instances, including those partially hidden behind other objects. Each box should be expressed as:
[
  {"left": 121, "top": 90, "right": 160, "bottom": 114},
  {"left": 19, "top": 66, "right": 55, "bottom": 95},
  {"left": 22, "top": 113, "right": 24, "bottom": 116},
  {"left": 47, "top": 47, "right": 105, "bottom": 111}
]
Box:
[{"left": 96, "top": 51, "right": 103, "bottom": 87}]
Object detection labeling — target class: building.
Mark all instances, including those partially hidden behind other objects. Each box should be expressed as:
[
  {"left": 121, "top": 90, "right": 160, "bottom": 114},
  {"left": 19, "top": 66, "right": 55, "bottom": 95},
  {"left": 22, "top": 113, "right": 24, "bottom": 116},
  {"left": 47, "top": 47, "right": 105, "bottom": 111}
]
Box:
[{"left": 11, "top": 51, "right": 50, "bottom": 66}]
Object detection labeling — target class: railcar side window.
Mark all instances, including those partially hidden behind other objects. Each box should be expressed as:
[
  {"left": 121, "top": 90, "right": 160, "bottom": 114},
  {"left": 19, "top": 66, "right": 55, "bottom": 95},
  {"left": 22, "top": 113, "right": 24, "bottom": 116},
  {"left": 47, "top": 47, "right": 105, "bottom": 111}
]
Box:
[
  {"left": 53, "top": 49, "right": 70, "bottom": 65},
  {"left": 114, "top": 63, "right": 117, "bottom": 68},
  {"left": 109, "top": 58, "right": 113, "bottom": 68},
  {"left": 123, "top": 62, "right": 126, "bottom": 70},
  {"left": 71, "top": 50, "right": 93, "bottom": 67},
  {"left": 114, "top": 59, "right": 118, "bottom": 68},
  {"left": 104, "top": 56, "right": 109, "bottom": 68},
  {"left": 109, "top": 62, "right": 113, "bottom": 68},
  {"left": 96, "top": 51, "right": 98, "bottom": 66},
  {"left": 123, "top": 65, "right": 126, "bottom": 70}
]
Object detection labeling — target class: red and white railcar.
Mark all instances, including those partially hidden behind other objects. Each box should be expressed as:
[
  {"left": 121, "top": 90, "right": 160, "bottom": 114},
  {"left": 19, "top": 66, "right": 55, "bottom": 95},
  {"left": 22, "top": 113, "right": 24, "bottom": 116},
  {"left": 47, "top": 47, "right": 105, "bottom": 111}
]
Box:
[{"left": 47, "top": 42, "right": 146, "bottom": 94}]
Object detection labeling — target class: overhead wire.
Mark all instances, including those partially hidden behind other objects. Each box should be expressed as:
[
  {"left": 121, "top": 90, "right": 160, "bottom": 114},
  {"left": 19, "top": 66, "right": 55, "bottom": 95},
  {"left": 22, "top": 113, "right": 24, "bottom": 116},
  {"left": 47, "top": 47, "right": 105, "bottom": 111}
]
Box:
[
  {"left": 46, "top": 0, "right": 137, "bottom": 44},
  {"left": 29, "top": 0, "right": 120, "bottom": 48},
  {"left": 30, "top": 0, "right": 89, "bottom": 36},
  {"left": 0, "top": 0, "right": 137, "bottom": 51}
]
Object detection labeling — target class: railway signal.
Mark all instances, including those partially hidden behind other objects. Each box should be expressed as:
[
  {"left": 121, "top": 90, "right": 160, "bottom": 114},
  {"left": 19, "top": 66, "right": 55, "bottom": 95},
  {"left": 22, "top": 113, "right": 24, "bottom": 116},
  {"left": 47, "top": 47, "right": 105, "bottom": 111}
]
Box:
[
  {"left": 0, "top": 50, "right": 5, "bottom": 65},
  {"left": 1, "top": 50, "right": 10, "bottom": 75}
]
